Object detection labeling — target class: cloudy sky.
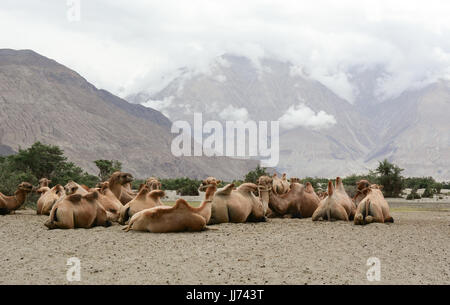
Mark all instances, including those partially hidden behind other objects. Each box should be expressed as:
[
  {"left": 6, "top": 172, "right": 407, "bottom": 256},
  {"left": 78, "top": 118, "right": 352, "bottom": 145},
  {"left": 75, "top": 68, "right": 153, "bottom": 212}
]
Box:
[{"left": 2, "top": 0, "right": 450, "bottom": 102}]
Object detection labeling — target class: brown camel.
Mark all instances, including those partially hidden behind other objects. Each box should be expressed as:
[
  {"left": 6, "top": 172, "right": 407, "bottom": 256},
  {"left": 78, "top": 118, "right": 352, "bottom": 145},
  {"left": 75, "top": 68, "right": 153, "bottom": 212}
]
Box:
[
  {"left": 123, "top": 198, "right": 211, "bottom": 233},
  {"left": 312, "top": 178, "right": 355, "bottom": 221},
  {"left": 272, "top": 173, "right": 290, "bottom": 195},
  {"left": 264, "top": 179, "right": 319, "bottom": 218},
  {"left": 0, "top": 182, "right": 33, "bottom": 215},
  {"left": 197, "top": 177, "right": 221, "bottom": 223},
  {"left": 354, "top": 184, "right": 394, "bottom": 225},
  {"left": 108, "top": 172, "right": 135, "bottom": 204},
  {"left": 353, "top": 179, "right": 371, "bottom": 206},
  {"left": 208, "top": 183, "right": 266, "bottom": 224},
  {"left": 145, "top": 177, "right": 162, "bottom": 190},
  {"left": 45, "top": 191, "right": 111, "bottom": 229},
  {"left": 118, "top": 186, "right": 165, "bottom": 224},
  {"left": 36, "top": 184, "right": 65, "bottom": 215}
]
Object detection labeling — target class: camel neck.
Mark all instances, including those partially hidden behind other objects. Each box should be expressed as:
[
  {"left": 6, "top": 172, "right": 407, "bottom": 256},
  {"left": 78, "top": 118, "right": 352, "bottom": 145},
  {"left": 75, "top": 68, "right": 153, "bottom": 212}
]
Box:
[
  {"left": 11, "top": 190, "right": 28, "bottom": 210},
  {"left": 204, "top": 186, "right": 217, "bottom": 201}
]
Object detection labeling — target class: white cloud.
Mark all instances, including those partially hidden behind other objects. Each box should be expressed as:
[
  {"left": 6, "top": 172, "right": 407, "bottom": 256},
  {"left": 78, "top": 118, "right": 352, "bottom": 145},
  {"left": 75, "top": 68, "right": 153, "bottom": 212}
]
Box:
[
  {"left": 278, "top": 104, "right": 337, "bottom": 130},
  {"left": 219, "top": 105, "right": 249, "bottom": 121},
  {"left": 2, "top": 0, "right": 450, "bottom": 101}
]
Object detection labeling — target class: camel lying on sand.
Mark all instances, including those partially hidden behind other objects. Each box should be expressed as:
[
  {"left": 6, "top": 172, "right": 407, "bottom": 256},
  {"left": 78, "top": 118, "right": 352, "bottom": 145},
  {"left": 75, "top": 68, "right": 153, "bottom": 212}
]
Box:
[
  {"left": 36, "top": 184, "right": 65, "bottom": 215},
  {"left": 354, "top": 184, "right": 394, "bottom": 225},
  {"left": 0, "top": 182, "right": 34, "bottom": 215},
  {"left": 260, "top": 177, "right": 319, "bottom": 218},
  {"left": 108, "top": 172, "right": 135, "bottom": 204},
  {"left": 123, "top": 198, "right": 212, "bottom": 233},
  {"left": 208, "top": 183, "right": 266, "bottom": 224},
  {"left": 118, "top": 186, "right": 165, "bottom": 224},
  {"left": 95, "top": 182, "right": 123, "bottom": 222},
  {"left": 272, "top": 173, "right": 290, "bottom": 195},
  {"left": 312, "top": 177, "right": 356, "bottom": 221},
  {"left": 145, "top": 177, "right": 162, "bottom": 190},
  {"left": 45, "top": 191, "right": 111, "bottom": 229}
]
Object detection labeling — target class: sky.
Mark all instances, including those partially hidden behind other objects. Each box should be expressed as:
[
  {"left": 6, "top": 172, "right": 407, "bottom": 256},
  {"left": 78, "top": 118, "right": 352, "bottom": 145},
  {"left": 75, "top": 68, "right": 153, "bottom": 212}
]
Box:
[{"left": 2, "top": 0, "right": 450, "bottom": 102}]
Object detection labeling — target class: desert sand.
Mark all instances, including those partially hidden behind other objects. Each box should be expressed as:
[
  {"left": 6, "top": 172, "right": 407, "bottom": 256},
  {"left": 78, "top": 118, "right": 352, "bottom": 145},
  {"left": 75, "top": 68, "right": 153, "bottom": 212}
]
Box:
[{"left": 0, "top": 201, "right": 449, "bottom": 285}]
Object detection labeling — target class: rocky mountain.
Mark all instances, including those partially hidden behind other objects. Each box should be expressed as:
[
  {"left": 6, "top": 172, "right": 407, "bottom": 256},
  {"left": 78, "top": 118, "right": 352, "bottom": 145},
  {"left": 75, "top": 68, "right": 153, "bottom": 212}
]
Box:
[
  {"left": 0, "top": 49, "right": 258, "bottom": 180},
  {"left": 128, "top": 54, "right": 450, "bottom": 180}
]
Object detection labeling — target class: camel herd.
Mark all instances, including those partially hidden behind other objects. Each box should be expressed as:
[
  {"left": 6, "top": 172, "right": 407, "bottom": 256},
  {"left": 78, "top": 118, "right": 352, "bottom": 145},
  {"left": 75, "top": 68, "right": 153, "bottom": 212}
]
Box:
[{"left": 0, "top": 171, "right": 394, "bottom": 232}]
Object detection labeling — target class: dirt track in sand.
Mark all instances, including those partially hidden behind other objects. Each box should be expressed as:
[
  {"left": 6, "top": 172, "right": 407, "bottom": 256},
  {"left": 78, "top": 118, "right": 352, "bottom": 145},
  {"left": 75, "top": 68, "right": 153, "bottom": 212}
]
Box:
[{"left": 0, "top": 201, "right": 449, "bottom": 285}]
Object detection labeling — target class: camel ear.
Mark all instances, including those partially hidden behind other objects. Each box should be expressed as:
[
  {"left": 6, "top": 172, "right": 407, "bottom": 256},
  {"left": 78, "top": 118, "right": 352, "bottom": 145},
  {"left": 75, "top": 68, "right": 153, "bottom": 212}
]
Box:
[
  {"left": 84, "top": 191, "right": 99, "bottom": 201},
  {"left": 378, "top": 185, "right": 384, "bottom": 190},
  {"left": 67, "top": 194, "right": 82, "bottom": 202}
]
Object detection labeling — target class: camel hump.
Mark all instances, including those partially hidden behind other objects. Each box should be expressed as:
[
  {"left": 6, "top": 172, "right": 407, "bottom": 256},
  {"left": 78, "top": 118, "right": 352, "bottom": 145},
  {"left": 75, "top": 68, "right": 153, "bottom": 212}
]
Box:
[
  {"left": 305, "top": 182, "right": 314, "bottom": 193},
  {"left": 327, "top": 181, "right": 334, "bottom": 196},
  {"left": 215, "top": 183, "right": 235, "bottom": 196},
  {"left": 84, "top": 191, "right": 99, "bottom": 202},
  {"left": 174, "top": 198, "right": 192, "bottom": 210},
  {"left": 148, "top": 190, "right": 165, "bottom": 199},
  {"left": 67, "top": 194, "right": 82, "bottom": 203},
  {"left": 238, "top": 183, "right": 258, "bottom": 193}
]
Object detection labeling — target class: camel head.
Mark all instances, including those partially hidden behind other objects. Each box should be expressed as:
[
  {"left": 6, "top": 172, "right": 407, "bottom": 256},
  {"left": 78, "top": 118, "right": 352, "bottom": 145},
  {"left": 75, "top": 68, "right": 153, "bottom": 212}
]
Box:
[
  {"left": 39, "top": 178, "right": 51, "bottom": 188},
  {"left": 110, "top": 171, "right": 134, "bottom": 185},
  {"left": 18, "top": 182, "right": 33, "bottom": 193},
  {"left": 64, "top": 181, "right": 80, "bottom": 195},
  {"left": 356, "top": 179, "right": 370, "bottom": 191},
  {"left": 53, "top": 184, "right": 65, "bottom": 196},
  {"left": 198, "top": 177, "right": 220, "bottom": 191},
  {"left": 145, "top": 177, "right": 162, "bottom": 190},
  {"left": 257, "top": 176, "right": 273, "bottom": 188},
  {"left": 281, "top": 173, "right": 287, "bottom": 180}
]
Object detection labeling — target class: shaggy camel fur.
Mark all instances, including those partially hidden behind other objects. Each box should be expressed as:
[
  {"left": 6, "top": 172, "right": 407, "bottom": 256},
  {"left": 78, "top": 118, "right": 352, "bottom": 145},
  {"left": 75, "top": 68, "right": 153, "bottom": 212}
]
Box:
[
  {"left": 145, "top": 177, "right": 162, "bottom": 190},
  {"left": 0, "top": 182, "right": 33, "bottom": 215},
  {"left": 208, "top": 183, "right": 266, "bottom": 224},
  {"left": 354, "top": 184, "right": 394, "bottom": 225},
  {"left": 265, "top": 181, "right": 320, "bottom": 218},
  {"left": 123, "top": 198, "right": 211, "bottom": 233},
  {"left": 36, "top": 184, "right": 65, "bottom": 215},
  {"left": 45, "top": 191, "right": 111, "bottom": 229},
  {"left": 272, "top": 173, "right": 290, "bottom": 195},
  {"left": 118, "top": 186, "right": 165, "bottom": 224},
  {"left": 312, "top": 178, "right": 356, "bottom": 221},
  {"left": 108, "top": 172, "right": 135, "bottom": 204}
]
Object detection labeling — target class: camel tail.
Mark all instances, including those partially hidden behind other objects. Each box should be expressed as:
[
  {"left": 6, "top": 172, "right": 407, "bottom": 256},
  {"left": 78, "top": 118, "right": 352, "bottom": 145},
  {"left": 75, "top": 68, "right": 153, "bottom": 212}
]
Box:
[{"left": 364, "top": 199, "right": 370, "bottom": 221}]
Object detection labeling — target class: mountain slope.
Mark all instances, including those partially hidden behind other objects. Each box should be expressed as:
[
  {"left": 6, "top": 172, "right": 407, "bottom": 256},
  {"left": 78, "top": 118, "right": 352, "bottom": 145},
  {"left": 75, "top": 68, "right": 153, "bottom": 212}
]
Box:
[
  {"left": 0, "top": 49, "right": 257, "bottom": 180},
  {"left": 129, "top": 55, "right": 379, "bottom": 178},
  {"left": 129, "top": 54, "right": 449, "bottom": 179}
]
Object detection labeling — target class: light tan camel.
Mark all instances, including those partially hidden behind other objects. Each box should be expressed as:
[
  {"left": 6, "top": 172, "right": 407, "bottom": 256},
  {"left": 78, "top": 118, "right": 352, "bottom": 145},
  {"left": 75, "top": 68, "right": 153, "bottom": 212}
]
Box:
[
  {"left": 118, "top": 185, "right": 165, "bottom": 224},
  {"left": 45, "top": 191, "right": 111, "bottom": 229},
  {"left": 353, "top": 179, "right": 371, "bottom": 206},
  {"left": 272, "top": 173, "right": 290, "bottom": 195},
  {"left": 108, "top": 172, "right": 135, "bottom": 204},
  {"left": 263, "top": 179, "right": 319, "bottom": 218},
  {"left": 64, "top": 181, "right": 88, "bottom": 196},
  {"left": 208, "top": 183, "right": 266, "bottom": 224},
  {"left": 257, "top": 175, "right": 274, "bottom": 217},
  {"left": 36, "top": 184, "right": 65, "bottom": 215},
  {"left": 312, "top": 178, "right": 355, "bottom": 221},
  {"left": 123, "top": 198, "right": 211, "bottom": 233},
  {"left": 145, "top": 177, "right": 162, "bottom": 190},
  {"left": 354, "top": 184, "right": 394, "bottom": 225},
  {"left": 39, "top": 178, "right": 51, "bottom": 188},
  {"left": 0, "top": 182, "right": 33, "bottom": 215},
  {"left": 95, "top": 182, "right": 123, "bottom": 222},
  {"left": 197, "top": 177, "right": 221, "bottom": 224}
]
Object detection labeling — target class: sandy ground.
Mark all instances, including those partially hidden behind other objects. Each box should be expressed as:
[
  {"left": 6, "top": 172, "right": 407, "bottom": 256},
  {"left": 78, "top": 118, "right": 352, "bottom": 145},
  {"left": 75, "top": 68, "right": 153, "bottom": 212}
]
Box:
[{"left": 0, "top": 201, "right": 449, "bottom": 285}]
